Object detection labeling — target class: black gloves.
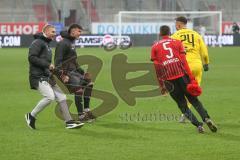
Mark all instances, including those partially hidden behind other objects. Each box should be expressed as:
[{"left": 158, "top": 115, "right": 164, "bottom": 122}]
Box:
[{"left": 203, "top": 64, "right": 209, "bottom": 71}]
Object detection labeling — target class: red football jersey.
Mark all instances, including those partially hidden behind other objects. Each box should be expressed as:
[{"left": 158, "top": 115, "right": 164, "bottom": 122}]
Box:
[{"left": 151, "top": 36, "right": 186, "bottom": 81}]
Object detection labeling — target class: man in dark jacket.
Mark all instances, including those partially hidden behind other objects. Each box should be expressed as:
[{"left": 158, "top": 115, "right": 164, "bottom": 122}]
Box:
[
  {"left": 232, "top": 22, "right": 240, "bottom": 46},
  {"left": 55, "top": 24, "right": 95, "bottom": 122},
  {"left": 232, "top": 22, "right": 240, "bottom": 34},
  {"left": 25, "top": 24, "right": 84, "bottom": 129}
]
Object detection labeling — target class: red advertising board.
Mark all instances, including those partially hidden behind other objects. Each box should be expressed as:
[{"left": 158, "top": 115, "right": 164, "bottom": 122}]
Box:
[
  {"left": 222, "top": 21, "right": 240, "bottom": 34},
  {"left": 0, "top": 22, "right": 46, "bottom": 35}
]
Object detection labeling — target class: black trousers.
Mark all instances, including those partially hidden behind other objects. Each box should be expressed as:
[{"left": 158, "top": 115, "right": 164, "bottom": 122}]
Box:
[
  {"left": 164, "top": 75, "right": 210, "bottom": 127},
  {"left": 67, "top": 71, "right": 93, "bottom": 114}
]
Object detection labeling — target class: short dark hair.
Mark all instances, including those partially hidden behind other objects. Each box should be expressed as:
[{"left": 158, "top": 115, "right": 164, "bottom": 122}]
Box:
[
  {"left": 68, "top": 24, "right": 83, "bottom": 33},
  {"left": 175, "top": 16, "right": 188, "bottom": 24},
  {"left": 160, "top": 25, "right": 171, "bottom": 36}
]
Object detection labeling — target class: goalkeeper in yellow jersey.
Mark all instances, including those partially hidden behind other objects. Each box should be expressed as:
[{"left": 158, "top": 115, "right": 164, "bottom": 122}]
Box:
[{"left": 171, "top": 16, "right": 210, "bottom": 123}]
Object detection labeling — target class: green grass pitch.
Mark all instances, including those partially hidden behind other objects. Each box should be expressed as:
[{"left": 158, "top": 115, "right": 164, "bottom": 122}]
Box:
[{"left": 0, "top": 47, "right": 240, "bottom": 160}]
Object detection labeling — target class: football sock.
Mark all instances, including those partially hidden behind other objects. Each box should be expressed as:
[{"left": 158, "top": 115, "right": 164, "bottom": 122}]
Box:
[
  {"left": 74, "top": 95, "right": 83, "bottom": 114},
  {"left": 84, "top": 97, "right": 90, "bottom": 109},
  {"left": 83, "top": 84, "right": 93, "bottom": 109},
  {"left": 191, "top": 100, "right": 210, "bottom": 121}
]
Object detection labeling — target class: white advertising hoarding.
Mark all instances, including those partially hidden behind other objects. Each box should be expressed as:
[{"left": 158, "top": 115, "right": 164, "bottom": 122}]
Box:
[{"left": 92, "top": 22, "right": 193, "bottom": 35}]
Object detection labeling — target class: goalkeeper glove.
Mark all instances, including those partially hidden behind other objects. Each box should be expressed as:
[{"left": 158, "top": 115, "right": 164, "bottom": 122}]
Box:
[
  {"left": 187, "top": 83, "right": 202, "bottom": 96},
  {"left": 203, "top": 64, "right": 209, "bottom": 71}
]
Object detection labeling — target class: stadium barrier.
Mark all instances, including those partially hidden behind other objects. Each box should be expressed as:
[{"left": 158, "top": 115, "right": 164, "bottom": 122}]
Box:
[{"left": 0, "top": 34, "right": 239, "bottom": 48}]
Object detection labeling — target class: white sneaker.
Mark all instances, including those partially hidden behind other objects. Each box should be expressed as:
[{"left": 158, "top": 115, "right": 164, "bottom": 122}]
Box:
[{"left": 66, "top": 120, "right": 84, "bottom": 129}]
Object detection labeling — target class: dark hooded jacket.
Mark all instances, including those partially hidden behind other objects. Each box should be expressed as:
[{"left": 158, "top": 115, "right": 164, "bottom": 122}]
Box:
[
  {"left": 28, "top": 33, "right": 53, "bottom": 89},
  {"left": 54, "top": 31, "right": 84, "bottom": 75}
]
